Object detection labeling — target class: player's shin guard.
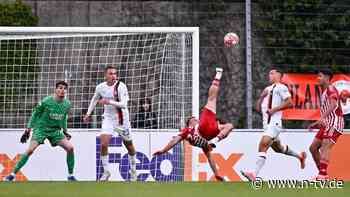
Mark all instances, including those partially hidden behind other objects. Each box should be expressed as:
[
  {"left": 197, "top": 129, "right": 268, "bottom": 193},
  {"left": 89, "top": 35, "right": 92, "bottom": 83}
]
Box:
[
  {"left": 255, "top": 152, "right": 266, "bottom": 176},
  {"left": 13, "top": 153, "right": 29, "bottom": 174},
  {"left": 67, "top": 152, "right": 75, "bottom": 175}
]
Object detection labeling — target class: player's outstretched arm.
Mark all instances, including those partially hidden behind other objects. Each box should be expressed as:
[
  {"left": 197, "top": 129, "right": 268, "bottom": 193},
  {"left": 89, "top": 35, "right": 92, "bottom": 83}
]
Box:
[
  {"left": 153, "top": 136, "right": 183, "bottom": 155},
  {"left": 203, "top": 148, "right": 224, "bottom": 181}
]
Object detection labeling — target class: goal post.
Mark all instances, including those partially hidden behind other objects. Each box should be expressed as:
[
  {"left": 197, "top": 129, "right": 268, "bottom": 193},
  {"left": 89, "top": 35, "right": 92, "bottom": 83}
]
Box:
[{"left": 0, "top": 27, "right": 199, "bottom": 130}]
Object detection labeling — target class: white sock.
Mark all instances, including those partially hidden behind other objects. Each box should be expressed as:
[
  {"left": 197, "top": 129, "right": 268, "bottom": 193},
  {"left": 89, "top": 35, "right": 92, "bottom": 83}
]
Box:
[
  {"left": 68, "top": 173, "right": 73, "bottom": 177},
  {"left": 283, "top": 145, "right": 300, "bottom": 159},
  {"left": 255, "top": 152, "right": 266, "bottom": 175},
  {"left": 215, "top": 72, "right": 222, "bottom": 80},
  {"left": 101, "top": 155, "right": 110, "bottom": 172},
  {"left": 129, "top": 154, "right": 136, "bottom": 172}
]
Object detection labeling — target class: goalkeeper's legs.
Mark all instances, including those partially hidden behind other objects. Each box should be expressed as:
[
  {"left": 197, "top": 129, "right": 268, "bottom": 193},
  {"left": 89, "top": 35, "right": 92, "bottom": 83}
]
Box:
[
  {"left": 124, "top": 140, "right": 137, "bottom": 181},
  {"left": 205, "top": 68, "right": 223, "bottom": 113},
  {"left": 99, "top": 134, "right": 112, "bottom": 181},
  {"left": 58, "top": 138, "right": 76, "bottom": 181},
  {"left": 5, "top": 141, "right": 39, "bottom": 181}
]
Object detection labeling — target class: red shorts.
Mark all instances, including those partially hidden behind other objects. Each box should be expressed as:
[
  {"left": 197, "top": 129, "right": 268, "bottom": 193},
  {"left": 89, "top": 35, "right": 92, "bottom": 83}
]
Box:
[
  {"left": 315, "top": 127, "right": 342, "bottom": 143},
  {"left": 198, "top": 108, "right": 220, "bottom": 140}
]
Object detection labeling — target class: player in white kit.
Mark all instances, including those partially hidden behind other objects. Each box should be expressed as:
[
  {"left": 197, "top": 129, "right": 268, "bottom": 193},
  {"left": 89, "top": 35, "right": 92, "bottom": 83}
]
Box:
[
  {"left": 83, "top": 66, "right": 137, "bottom": 181},
  {"left": 241, "top": 69, "right": 306, "bottom": 181}
]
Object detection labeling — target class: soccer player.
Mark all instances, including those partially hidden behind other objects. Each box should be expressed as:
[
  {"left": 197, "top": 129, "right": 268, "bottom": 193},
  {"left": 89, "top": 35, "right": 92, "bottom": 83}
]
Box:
[
  {"left": 153, "top": 67, "right": 234, "bottom": 181},
  {"left": 83, "top": 66, "right": 137, "bottom": 181},
  {"left": 308, "top": 69, "right": 344, "bottom": 180},
  {"left": 241, "top": 69, "right": 306, "bottom": 181},
  {"left": 4, "top": 81, "right": 76, "bottom": 181}
]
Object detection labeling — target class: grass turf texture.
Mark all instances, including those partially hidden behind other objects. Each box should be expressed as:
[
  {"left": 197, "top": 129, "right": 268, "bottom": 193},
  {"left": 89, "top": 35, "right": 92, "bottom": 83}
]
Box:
[{"left": 0, "top": 182, "right": 348, "bottom": 197}]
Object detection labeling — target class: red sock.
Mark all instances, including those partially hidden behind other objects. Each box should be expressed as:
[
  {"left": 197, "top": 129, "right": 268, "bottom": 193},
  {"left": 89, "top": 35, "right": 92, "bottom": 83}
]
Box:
[
  {"left": 319, "top": 160, "right": 328, "bottom": 176},
  {"left": 212, "top": 79, "right": 220, "bottom": 86},
  {"left": 316, "top": 163, "right": 321, "bottom": 170}
]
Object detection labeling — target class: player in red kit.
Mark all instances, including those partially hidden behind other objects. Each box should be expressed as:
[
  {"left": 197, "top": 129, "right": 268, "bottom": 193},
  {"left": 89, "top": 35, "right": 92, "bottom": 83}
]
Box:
[
  {"left": 308, "top": 69, "right": 344, "bottom": 180},
  {"left": 153, "top": 67, "right": 234, "bottom": 181}
]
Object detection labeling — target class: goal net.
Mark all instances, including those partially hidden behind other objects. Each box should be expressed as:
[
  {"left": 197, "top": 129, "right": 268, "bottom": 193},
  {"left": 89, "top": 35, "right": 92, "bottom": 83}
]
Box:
[
  {"left": 0, "top": 27, "right": 199, "bottom": 129},
  {"left": 0, "top": 27, "right": 199, "bottom": 181}
]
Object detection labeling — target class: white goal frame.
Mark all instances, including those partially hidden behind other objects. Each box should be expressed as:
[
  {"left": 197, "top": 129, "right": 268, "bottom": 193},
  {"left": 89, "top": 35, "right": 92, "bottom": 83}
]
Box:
[{"left": 0, "top": 26, "right": 200, "bottom": 129}]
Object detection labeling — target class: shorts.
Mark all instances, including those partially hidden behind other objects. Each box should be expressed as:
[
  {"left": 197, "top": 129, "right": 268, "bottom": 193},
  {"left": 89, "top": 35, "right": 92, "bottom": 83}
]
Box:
[
  {"left": 198, "top": 107, "right": 220, "bottom": 140},
  {"left": 101, "top": 116, "right": 132, "bottom": 141},
  {"left": 31, "top": 128, "right": 65, "bottom": 147},
  {"left": 315, "top": 127, "right": 342, "bottom": 144},
  {"left": 262, "top": 123, "right": 283, "bottom": 141}
]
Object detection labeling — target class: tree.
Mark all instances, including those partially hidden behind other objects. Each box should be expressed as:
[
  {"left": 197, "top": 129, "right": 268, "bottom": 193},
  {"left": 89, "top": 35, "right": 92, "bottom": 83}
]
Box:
[
  {"left": 0, "top": 0, "right": 38, "bottom": 127},
  {"left": 255, "top": 0, "right": 350, "bottom": 73}
]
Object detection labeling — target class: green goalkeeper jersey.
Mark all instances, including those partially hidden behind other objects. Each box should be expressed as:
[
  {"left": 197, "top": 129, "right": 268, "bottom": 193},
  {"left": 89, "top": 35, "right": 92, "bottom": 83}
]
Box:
[{"left": 28, "top": 96, "right": 71, "bottom": 132}]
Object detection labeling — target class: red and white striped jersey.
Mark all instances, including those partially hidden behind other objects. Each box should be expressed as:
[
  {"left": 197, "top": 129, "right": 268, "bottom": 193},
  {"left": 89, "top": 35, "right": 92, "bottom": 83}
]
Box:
[{"left": 320, "top": 85, "right": 344, "bottom": 132}]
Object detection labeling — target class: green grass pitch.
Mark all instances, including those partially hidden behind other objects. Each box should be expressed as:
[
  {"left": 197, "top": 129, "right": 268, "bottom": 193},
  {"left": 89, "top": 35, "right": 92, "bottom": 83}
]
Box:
[{"left": 0, "top": 182, "right": 348, "bottom": 197}]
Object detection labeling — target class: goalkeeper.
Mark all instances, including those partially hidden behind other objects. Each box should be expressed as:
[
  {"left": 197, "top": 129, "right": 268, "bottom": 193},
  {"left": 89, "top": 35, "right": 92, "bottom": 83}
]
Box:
[
  {"left": 4, "top": 81, "right": 76, "bottom": 181},
  {"left": 153, "top": 67, "right": 233, "bottom": 181}
]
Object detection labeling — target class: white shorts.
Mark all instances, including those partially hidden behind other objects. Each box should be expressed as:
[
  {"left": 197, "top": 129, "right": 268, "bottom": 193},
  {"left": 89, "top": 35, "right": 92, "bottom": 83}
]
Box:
[
  {"left": 263, "top": 123, "right": 283, "bottom": 141},
  {"left": 101, "top": 116, "right": 132, "bottom": 142}
]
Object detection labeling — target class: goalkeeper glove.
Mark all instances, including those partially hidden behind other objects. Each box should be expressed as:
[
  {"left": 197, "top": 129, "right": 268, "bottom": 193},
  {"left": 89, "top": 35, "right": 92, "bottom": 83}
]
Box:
[
  {"left": 20, "top": 128, "right": 31, "bottom": 143},
  {"left": 63, "top": 130, "right": 72, "bottom": 140}
]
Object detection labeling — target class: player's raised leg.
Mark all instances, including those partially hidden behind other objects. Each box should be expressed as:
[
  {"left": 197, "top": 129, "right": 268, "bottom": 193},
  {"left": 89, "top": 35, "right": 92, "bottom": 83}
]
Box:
[
  {"left": 99, "top": 134, "right": 112, "bottom": 181},
  {"left": 271, "top": 139, "right": 306, "bottom": 169},
  {"left": 57, "top": 138, "right": 76, "bottom": 181},
  {"left": 4, "top": 140, "right": 40, "bottom": 181},
  {"left": 204, "top": 67, "right": 223, "bottom": 113}
]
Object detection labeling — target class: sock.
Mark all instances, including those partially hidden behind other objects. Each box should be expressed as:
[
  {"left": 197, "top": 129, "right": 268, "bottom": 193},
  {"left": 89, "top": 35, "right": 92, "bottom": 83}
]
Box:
[
  {"left": 212, "top": 79, "right": 220, "bottom": 86},
  {"left": 129, "top": 154, "right": 136, "bottom": 172},
  {"left": 13, "top": 153, "right": 29, "bottom": 174},
  {"left": 283, "top": 145, "right": 300, "bottom": 159},
  {"left": 101, "top": 155, "right": 110, "bottom": 172},
  {"left": 316, "top": 162, "right": 321, "bottom": 170},
  {"left": 254, "top": 152, "right": 266, "bottom": 176},
  {"left": 215, "top": 70, "right": 222, "bottom": 80},
  {"left": 319, "top": 160, "right": 328, "bottom": 176},
  {"left": 67, "top": 152, "right": 75, "bottom": 175}
]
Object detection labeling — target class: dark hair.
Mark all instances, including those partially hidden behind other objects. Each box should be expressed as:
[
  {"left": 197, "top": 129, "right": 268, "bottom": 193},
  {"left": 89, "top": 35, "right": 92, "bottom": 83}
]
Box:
[
  {"left": 139, "top": 98, "right": 152, "bottom": 112},
  {"left": 104, "top": 65, "right": 117, "bottom": 72},
  {"left": 186, "top": 116, "right": 196, "bottom": 127},
  {"left": 271, "top": 68, "right": 284, "bottom": 77},
  {"left": 318, "top": 68, "right": 333, "bottom": 80},
  {"left": 55, "top": 81, "right": 68, "bottom": 88}
]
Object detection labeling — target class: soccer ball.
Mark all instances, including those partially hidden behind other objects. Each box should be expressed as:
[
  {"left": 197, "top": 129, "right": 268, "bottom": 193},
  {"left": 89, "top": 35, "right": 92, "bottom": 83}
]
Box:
[{"left": 224, "top": 32, "right": 239, "bottom": 47}]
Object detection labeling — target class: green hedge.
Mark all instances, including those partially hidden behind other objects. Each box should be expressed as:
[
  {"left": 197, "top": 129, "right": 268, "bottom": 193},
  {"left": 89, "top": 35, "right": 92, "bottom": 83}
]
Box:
[{"left": 255, "top": 0, "right": 350, "bottom": 73}]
